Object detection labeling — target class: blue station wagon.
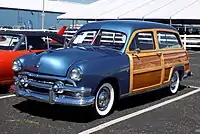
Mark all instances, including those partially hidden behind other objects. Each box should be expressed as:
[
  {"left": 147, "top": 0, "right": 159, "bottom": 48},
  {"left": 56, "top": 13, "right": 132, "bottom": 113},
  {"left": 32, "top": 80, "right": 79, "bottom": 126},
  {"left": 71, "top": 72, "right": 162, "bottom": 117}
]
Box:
[{"left": 11, "top": 20, "right": 192, "bottom": 116}]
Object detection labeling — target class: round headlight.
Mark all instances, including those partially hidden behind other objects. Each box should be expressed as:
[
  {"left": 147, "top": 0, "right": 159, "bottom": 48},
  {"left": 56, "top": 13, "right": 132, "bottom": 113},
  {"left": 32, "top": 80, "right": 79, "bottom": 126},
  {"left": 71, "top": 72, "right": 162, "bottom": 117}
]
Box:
[
  {"left": 12, "top": 60, "right": 22, "bottom": 72},
  {"left": 69, "top": 67, "right": 82, "bottom": 81}
]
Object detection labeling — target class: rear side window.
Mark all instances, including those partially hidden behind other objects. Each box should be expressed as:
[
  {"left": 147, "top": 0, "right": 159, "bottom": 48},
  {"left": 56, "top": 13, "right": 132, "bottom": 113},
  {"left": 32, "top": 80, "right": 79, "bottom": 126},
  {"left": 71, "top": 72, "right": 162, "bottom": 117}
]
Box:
[
  {"left": 157, "top": 32, "right": 182, "bottom": 49},
  {"left": 129, "top": 32, "right": 155, "bottom": 51}
]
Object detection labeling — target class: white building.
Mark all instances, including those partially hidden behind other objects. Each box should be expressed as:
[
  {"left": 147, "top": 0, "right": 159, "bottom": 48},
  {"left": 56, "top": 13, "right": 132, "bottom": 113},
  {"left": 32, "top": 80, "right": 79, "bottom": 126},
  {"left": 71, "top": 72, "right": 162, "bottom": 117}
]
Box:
[{"left": 58, "top": 0, "right": 200, "bottom": 25}]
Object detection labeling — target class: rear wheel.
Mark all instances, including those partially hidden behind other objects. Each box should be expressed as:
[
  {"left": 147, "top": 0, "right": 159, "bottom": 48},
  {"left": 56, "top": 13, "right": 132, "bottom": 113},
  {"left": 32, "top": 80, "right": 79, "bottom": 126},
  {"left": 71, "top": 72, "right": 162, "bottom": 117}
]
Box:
[
  {"left": 169, "top": 71, "right": 180, "bottom": 94},
  {"left": 94, "top": 83, "right": 115, "bottom": 116}
]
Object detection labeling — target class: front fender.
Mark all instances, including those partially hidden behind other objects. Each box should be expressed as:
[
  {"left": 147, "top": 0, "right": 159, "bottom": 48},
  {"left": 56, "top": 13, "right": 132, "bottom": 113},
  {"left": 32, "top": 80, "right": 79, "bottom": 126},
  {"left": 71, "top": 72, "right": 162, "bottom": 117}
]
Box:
[{"left": 71, "top": 54, "right": 130, "bottom": 96}]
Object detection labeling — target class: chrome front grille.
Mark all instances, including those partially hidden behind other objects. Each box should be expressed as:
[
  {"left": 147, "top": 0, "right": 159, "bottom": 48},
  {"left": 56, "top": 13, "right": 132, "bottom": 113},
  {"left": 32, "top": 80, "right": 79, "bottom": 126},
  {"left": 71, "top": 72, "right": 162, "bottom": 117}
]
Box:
[
  {"left": 17, "top": 72, "right": 76, "bottom": 87},
  {"left": 14, "top": 72, "right": 77, "bottom": 95}
]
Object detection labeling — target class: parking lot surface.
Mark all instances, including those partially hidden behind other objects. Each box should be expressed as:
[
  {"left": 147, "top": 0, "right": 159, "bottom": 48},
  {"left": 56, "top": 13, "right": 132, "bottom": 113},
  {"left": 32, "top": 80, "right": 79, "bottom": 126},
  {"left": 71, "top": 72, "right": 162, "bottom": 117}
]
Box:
[{"left": 0, "top": 51, "right": 200, "bottom": 134}]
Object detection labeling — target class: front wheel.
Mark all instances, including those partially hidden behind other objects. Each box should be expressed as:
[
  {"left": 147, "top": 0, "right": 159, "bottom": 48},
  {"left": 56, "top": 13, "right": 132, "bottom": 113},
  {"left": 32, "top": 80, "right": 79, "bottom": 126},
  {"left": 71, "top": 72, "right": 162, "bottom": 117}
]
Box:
[
  {"left": 169, "top": 71, "right": 180, "bottom": 94},
  {"left": 94, "top": 83, "right": 115, "bottom": 116}
]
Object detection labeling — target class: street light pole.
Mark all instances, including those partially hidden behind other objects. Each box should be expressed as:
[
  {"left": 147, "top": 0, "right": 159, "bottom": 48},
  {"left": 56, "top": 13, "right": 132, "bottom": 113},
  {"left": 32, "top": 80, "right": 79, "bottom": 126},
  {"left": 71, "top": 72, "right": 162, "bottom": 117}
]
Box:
[{"left": 42, "top": 0, "right": 45, "bottom": 29}]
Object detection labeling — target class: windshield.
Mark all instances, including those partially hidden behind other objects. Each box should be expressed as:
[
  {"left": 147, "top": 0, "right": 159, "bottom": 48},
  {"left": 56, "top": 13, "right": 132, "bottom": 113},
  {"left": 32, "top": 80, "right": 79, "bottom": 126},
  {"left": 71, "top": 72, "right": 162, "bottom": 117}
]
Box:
[
  {"left": 0, "top": 34, "right": 21, "bottom": 50},
  {"left": 69, "top": 30, "right": 127, "bottom": 50}
]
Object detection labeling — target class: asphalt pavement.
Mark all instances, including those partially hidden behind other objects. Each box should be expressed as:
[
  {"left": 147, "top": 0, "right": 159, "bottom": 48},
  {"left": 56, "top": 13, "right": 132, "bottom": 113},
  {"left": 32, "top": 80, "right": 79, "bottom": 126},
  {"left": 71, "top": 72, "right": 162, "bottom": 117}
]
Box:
[{"left": 0, "top": 50, "right": 200, "bottom": 134}]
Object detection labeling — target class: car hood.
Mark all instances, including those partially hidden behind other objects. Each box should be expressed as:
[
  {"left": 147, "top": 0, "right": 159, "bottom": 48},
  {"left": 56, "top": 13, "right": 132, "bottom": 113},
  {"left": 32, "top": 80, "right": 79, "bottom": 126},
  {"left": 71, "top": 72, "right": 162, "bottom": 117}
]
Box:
[{"left": 24, "top": 47, "right": 121, "bottom": 76}]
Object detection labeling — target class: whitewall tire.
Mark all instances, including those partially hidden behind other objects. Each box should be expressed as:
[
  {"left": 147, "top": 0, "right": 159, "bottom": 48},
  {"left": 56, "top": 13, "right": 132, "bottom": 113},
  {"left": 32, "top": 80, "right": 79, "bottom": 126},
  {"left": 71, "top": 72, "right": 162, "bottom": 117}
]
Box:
[
  {"left": 95, "top": 83, "right": 115, "bottom": 116},
  {"left": 169, "top": 71, "right": 180, "bottom": 94}
]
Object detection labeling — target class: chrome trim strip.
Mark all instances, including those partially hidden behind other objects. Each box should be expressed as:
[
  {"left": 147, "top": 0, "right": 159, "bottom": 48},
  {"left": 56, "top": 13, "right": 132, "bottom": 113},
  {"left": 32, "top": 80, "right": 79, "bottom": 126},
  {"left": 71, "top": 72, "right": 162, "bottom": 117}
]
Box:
[{"left": 28, "top": 80, "right": 52, "bottom": 89}]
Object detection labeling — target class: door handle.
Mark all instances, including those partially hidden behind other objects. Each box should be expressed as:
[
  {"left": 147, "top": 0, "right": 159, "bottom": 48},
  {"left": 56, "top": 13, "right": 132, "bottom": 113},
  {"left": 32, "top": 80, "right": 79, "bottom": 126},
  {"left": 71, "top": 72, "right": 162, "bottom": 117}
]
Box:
[
  {"left": 132, "top": 53, "right": 139, "bottom": 59},
  {"left": 157, "top": 52, "right": 162, "bottom": 56}
]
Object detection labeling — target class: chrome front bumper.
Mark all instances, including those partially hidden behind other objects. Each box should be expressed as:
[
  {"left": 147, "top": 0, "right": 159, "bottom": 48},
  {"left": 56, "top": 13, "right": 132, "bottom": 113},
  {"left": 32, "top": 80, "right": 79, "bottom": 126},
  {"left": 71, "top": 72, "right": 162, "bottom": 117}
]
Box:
[
  {"left": 12, "top": 85, "right": 95, "bottom": 106},
  {"left": 12, "top": 72, "right": 95, "bottom": 106}
]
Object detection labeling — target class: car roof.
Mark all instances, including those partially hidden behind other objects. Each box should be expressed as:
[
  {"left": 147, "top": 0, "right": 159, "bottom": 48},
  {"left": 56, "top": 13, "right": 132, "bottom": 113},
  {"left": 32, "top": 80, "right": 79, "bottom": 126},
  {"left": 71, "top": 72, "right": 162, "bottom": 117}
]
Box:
[
  {"left": 0, "top": 30, "right": 65, "bottom": 43},
  {"left": 77, "top": 20, "right": 177, "bottom": 35}
]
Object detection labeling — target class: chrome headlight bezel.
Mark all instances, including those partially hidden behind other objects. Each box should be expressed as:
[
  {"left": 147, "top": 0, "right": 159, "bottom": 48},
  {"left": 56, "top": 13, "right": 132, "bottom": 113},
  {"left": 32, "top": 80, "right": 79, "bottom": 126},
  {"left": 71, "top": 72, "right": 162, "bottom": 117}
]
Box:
[
  {"left": 12, "top": 60, "right": 22, "bottom": 72},
  {"left": 69, "top": 67, "right": 82, "bottom": 81}
]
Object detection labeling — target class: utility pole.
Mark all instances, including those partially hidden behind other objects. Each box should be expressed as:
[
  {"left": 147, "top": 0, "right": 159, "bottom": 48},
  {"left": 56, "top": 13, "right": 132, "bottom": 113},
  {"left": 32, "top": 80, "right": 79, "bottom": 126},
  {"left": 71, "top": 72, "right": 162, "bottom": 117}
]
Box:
[{"left": 42, "top": 0, "right": 45, "bottom": 29}]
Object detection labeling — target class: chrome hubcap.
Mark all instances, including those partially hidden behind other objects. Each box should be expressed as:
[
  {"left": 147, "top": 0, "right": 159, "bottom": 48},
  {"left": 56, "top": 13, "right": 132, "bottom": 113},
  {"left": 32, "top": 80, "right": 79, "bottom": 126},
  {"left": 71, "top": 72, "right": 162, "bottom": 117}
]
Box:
[
  {"left": 170, "top": 73, "right": 178, "bottom": 90},
  {"left": 97, "top": 87, "right": 110, "bottom": 111}
]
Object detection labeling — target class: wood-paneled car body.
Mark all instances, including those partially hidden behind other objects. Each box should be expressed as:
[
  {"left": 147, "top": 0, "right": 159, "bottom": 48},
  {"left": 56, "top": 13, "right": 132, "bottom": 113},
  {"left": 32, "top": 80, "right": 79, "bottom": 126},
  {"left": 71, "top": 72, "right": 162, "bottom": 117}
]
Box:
[
  {"left": 0, "top": 30, "right": 65, "bottom": 85},
  {"left": 10, "top": 20, "right": 192, "bottom": 116}
]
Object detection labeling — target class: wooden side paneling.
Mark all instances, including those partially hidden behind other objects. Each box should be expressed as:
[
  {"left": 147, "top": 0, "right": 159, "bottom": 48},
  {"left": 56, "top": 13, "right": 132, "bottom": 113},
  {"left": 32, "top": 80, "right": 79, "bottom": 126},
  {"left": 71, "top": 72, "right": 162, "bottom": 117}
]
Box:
[
  {"left": 125, "top": 28, "right": 190, "bottom": 95},
  {"left": 133, "top": 55, "right": 161, "bottom": 70},
  {"left": 162, "top": 50, "right": 189, "bottom": 82},
  {"left": 131, "top": 52, "right": 163, "bottom": 91},
  {"left": 184, "top": 63, "right": 190, "bottom": 71},
  {"left": 164, "top": 68, "right": 171, "bottom": 81},
  {"left": 133, "top": 70, "right": 161, "bottom": 89}
]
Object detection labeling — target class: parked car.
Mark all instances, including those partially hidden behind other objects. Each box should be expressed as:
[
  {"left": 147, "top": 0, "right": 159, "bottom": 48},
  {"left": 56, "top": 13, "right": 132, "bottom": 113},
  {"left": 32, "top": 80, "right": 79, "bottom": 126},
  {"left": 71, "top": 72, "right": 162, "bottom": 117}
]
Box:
[
  {"left": 10, "top": 20, "right": 192, "bottom": 117},
  {"left": 0, "top": 30, "right": 65, "bottom": 86}
]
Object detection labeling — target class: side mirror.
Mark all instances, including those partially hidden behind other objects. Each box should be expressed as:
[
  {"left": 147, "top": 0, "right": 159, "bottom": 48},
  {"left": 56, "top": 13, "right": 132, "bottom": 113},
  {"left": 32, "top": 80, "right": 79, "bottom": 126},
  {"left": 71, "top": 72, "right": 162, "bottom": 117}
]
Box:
[
  {"left": 28, "top": 45, "right": 33, "bottom": 51},
  {"left": 135, "top": 48, "right": 141, "bottom": 53}
]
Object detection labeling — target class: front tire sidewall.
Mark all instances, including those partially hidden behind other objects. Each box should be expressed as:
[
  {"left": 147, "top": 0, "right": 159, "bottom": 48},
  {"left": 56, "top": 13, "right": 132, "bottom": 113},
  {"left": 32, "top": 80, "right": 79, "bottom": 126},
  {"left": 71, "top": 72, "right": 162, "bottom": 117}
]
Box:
[
  {"left": 170, "top": 71, "right": 180, "bottom": 94},
  {"left": 95, "top": 83, "right": 115, "bottom": 116}
]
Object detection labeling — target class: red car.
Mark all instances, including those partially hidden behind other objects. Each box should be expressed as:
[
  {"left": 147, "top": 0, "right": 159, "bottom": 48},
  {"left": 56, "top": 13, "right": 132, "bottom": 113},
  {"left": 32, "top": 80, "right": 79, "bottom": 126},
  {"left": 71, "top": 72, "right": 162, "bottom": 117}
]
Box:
[{"left": 0, "top": 29, "right": 66, "bottom": 86}]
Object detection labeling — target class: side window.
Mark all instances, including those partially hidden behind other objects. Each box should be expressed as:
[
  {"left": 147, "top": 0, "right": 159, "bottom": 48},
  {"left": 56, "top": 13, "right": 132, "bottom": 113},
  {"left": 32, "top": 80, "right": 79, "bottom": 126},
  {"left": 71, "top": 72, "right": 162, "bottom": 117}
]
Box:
[
  {"left": 129, "top": 32, "right": 155, "bottom": 51},
  {"left": 157, "top": 32, "right": 182, "bottom": 49}
]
